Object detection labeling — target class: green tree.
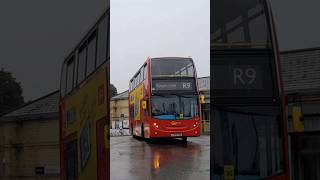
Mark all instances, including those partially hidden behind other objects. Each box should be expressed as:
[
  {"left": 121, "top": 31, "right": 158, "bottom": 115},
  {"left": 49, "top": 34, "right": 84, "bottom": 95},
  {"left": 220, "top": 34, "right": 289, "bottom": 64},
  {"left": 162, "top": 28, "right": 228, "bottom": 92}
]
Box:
[
  {"left": 110, "top": 83, "right": 118, "bottom": 97},
  {"left": 0, "top": 69, "right": 24, "bottom": 115}
]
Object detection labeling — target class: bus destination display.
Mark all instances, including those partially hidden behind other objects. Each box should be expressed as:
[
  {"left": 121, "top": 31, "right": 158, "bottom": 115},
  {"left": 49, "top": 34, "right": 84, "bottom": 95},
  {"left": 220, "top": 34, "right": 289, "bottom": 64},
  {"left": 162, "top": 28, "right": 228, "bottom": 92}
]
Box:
[
  {"left": 214, "top": 65, "right": 263, "bottom": 90},
  {"left": 212, "top": 55, "right": 276, "bottom": 98},
  {"left": 152, "top": 79, "right": 195, "bottom": 91}
]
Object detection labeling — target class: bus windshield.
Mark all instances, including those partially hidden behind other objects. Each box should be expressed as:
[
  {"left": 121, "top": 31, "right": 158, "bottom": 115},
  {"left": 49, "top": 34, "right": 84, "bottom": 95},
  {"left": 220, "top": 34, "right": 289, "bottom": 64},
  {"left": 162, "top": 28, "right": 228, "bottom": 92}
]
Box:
[
  {"left": 212, "top": 0, "right": 271, "bottom": 48},
  {"left": 151, "top": 94, "right": 198, "bottom": 120},
  {"left": 151, "top": 58, "right": 195, "bottom": 77}
]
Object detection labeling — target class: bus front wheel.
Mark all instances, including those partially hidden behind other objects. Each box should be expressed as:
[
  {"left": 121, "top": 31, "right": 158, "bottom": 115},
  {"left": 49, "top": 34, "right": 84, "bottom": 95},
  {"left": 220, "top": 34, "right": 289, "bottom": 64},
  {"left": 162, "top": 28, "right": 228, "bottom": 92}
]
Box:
[
  {"left": 131, "top": 124, "right": 136, "bottom": 138},
  {"left": 182, "top": 137, "right": 187, "bottom": 142},
  {"left": 141, "top": 124, "right": 145, "bottom": 139}
]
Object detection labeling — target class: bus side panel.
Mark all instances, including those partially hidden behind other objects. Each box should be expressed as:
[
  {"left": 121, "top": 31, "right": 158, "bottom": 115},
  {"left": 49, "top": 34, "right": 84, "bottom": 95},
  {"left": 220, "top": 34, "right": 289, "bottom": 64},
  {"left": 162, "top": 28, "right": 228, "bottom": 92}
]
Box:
[
  {"left": 59, "top": 104, "right": 65, "bottom": 180},
  {"left": 129, "top": 59, "right": 152, "bottom": 138},
  {"left": 128, "top": 93, "right": 136, "bottom": 136},
  {"left": 142, "top": 106, "right": 150, "bottom": 139},
  {"left": 96, "top": 118, "right": 108, "bottom": 180},
  {"left": 140, "top": 86, "right": 150, "bottom": 139},
  {"left": 145, "top": 59, "right": 151, "bottom": 139},
  {"left": 129, "top": 83, "right": 145, "bottom": 137},
  {"left": 61, "top": 64, "right": 108, "bottom": 180}
]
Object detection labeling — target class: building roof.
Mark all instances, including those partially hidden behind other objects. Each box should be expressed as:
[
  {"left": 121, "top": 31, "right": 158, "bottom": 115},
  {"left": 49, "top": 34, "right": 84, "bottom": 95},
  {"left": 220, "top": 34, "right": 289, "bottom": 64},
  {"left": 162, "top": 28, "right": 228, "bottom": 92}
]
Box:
[
  {"left": 111, "top": 90, "right": 128, "bottom": 100},
  {"left": 0, "top": 90, "right": 59, "bottom": 122},
  {"left": 281, "top": 47, "right": 320, "bottom": 54}
]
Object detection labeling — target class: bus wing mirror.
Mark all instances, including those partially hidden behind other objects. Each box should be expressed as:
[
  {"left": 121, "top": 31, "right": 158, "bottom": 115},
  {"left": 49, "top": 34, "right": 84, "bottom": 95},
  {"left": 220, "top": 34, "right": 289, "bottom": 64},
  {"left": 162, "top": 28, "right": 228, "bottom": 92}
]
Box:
[
  {"left": 142, "top": 101, "right": 147, "bottom": 110},
  {"left": 200, "top": 95, "right": 205, "bottom": 104}
]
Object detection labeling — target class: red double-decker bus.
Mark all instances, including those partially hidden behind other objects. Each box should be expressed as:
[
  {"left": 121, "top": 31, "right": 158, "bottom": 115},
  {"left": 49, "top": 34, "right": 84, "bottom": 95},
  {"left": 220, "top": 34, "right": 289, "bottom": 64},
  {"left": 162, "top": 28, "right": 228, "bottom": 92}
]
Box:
[
  {"left": 128, "top": 57, "right": 201, "bottom": 141},
  {"left": 59, "top": 9, "right": 109, "bottom": 180},
  {"left": 211, "top": 0, "right": 289, "bottom": 179}
]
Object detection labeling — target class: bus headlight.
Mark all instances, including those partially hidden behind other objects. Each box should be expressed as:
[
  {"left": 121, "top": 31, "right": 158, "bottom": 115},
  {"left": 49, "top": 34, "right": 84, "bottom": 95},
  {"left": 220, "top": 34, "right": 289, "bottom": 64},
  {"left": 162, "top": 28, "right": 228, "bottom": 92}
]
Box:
[{"left": 153, "top": 123, "right": 159, "bottom": 128}]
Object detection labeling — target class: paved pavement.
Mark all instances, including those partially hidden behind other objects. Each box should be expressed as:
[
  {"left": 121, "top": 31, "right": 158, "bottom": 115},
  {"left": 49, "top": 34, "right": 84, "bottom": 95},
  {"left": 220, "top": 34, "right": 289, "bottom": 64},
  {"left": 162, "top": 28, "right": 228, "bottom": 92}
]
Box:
[{"left": 111, "top": 135, "right": 210, "bottom": 180}]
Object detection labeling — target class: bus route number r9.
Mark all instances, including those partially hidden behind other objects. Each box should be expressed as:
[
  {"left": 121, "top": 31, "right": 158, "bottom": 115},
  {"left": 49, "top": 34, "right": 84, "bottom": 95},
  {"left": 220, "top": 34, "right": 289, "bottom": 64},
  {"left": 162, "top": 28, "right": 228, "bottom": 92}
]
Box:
[
  {"left": 233, "top": 67, "right": 256, "bottom": 87},
  {"left": 183, "top": 82, "right": 191, "bottom": 89}
]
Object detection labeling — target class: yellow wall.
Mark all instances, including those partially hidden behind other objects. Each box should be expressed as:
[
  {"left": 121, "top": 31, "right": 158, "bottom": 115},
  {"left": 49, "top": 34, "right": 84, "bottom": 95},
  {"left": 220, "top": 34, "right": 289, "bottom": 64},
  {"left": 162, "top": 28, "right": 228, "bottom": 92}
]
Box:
[
  {"left": 0, "top": 119, "right": 60, "bottom": 180},
  {"left": 110, "top": 98, "right": 128, "bottom": 120}
]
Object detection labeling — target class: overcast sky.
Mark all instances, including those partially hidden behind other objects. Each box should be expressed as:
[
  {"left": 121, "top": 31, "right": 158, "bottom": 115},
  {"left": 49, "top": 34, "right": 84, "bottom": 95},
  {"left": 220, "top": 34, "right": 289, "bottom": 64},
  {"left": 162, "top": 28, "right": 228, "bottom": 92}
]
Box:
[
  {"left": 111, "top": 0, "right": 210, "bottom": 93},
  {"left": 0, "top": 0, "right": 320, "bottom": 100},
  {"left": 0, "top": 0, "right": 106, "bottom": 101},
  {"left": 270, "top": 0, "right": 320, "bottom": 51}
]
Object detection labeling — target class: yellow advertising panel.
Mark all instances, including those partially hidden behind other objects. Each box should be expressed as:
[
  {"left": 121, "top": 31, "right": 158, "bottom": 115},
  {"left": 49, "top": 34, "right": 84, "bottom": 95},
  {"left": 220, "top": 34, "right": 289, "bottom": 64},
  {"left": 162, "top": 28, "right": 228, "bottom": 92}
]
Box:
[
  {"left": 129, "top": 83, "right": 145, "bottom": 121},
  {"left": 62, "top": 65, "right": 108, "bottom": 180},
  {"left": 142, "top": 101, "right": 147, "bottom": 110}
]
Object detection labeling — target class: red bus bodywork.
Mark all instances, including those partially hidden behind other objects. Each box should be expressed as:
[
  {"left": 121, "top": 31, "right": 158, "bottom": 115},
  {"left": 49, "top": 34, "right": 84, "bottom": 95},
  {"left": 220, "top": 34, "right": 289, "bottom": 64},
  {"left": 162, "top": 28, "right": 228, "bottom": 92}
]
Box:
[
  {"left": 211, "top": 0, "right": 289, "bottom": 179},
  {"left": 59, "top": 9, "right": 110, "bottom": 180},
  {"left": 129, "top": 57, "right": 201, "bottom": 139}
]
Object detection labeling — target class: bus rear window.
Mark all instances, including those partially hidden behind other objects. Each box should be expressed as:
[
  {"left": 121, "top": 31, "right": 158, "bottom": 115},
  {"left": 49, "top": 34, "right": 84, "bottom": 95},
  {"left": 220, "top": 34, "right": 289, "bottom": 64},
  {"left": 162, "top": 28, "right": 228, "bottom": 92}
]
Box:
[{"left": 151, "top": 58, "right": 195, "bottom": 77}]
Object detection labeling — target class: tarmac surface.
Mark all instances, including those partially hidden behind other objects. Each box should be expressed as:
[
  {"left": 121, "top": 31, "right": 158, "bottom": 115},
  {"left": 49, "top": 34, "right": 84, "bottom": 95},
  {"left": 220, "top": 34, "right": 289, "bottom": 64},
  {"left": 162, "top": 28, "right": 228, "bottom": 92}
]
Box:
[{"left": 111, "top": 135, "right": 210, "bottom": 180}]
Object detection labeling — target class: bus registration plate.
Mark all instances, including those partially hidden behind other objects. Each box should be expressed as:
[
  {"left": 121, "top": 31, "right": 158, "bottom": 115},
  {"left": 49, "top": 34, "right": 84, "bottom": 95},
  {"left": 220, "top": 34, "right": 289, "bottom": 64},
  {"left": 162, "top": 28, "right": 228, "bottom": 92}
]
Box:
[{"left": 171, "top": 133, "right": 182, "bottom": 137}]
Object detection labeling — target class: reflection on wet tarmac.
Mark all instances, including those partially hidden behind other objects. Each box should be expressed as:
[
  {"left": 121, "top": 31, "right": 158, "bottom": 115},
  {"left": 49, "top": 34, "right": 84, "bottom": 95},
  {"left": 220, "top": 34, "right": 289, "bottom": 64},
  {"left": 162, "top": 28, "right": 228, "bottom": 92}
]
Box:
[
  {"left": 111, "top": 136, "right": 210, "bottom": 180},
  {"left": 153, "top": 152, "right": 160, "bottom": 170}
]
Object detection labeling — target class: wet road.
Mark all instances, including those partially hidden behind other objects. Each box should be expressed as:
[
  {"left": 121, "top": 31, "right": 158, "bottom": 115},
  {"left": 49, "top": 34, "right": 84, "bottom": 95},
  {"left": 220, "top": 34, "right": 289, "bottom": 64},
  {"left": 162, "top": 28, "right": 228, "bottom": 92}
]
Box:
[{"left": 111, "top": 135, "right": 210, "bottom": 180}]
